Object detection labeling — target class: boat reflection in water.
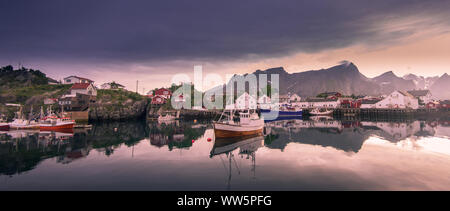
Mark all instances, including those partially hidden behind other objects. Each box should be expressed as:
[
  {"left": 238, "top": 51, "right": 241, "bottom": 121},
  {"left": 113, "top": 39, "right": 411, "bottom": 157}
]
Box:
[{"left": 210, "top": 134, "right": 264, "bottom": 190}]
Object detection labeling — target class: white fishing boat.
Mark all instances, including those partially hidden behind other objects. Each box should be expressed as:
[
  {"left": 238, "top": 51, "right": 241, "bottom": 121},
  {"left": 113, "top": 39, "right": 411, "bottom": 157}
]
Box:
[
  {"left": 213, "top": 109, "right": 264, "bottom": 139},
  {"left": 7, "top": 105, "right": 40, "bottom": 129},
  {"left": 309, "top": 108, "right": 333, "bottom": 116}
]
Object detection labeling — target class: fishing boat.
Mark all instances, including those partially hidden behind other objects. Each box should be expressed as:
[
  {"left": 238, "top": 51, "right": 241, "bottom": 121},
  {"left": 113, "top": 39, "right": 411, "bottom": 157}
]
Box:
[
  {"left": 260, "top": 106, "right": 302, "bottom": 117},
  {"left": 7, "top": 105, "right": 40, "bottom": 129},
  {"left": 0, "top": 122, "right": 9, "bottom": 131},
  {"left": 0, "top": 114, "right": 9, "bottom": 131},
  {"left": 39, "top": 116, "right": 75, "bottom": 131},
  {"left": 39, "top": 107, "right": 75, "bottom": 131},
  {"left": 213, "top": 109, "right": 264, "bottom": 139},
  {"left": 309, "top": 108, "right": 333, "bottom": 116}
]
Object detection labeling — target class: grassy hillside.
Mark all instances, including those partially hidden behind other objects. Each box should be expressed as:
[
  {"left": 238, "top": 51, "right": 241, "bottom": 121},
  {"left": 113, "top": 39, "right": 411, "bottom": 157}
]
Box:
[
  {"left": 0, "top": 65, "right": 71, "bottom": 118},
  {"left": 96, "top": 89, "right": 144, "bottom": 104}
]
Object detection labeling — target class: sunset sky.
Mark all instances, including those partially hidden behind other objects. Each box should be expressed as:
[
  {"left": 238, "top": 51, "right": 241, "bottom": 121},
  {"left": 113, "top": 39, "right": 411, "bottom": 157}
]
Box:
[{"left": 1, "top": 0, "right": 450, "bottom": 92}]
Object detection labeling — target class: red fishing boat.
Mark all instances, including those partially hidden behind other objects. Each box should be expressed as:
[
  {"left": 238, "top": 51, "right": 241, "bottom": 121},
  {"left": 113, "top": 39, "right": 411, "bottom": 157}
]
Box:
[{"left": 39, "top": 115, "right": 75, "bottom": 131}]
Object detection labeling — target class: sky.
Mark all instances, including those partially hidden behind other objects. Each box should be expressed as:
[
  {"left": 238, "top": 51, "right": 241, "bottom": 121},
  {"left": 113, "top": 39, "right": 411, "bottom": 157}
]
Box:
[{"left": 1, "top": 0, "right": 450, "bottom": 93}]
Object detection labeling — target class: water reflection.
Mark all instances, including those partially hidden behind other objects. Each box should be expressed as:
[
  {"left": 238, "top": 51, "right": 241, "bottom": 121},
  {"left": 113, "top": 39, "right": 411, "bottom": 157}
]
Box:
[
  {"left": 0, "top": 117, "right": 449, "bottom": 190},
  {"left": 210, "top": 135, "right": 264, "bottom": 190}
]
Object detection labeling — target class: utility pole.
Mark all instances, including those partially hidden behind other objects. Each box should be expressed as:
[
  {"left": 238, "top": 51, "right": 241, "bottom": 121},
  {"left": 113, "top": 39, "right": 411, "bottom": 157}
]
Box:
[{"left": 136, "top": 80, "right": 139, "bottom": 93}]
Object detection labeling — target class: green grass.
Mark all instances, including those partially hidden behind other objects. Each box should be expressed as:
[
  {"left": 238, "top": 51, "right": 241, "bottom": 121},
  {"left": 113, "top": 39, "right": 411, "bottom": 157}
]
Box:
[{"left": 97, "top": 89, "right": 144, "bottom": 104}]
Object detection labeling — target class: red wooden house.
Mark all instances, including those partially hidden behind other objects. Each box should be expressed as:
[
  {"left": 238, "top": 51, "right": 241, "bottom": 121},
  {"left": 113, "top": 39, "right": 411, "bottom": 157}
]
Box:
[
  {"left": 151, "top": 95, "right": 167, "bottom": 105},
  {"left": 154, "top": 88, "right": 172, "bottom": 98}
]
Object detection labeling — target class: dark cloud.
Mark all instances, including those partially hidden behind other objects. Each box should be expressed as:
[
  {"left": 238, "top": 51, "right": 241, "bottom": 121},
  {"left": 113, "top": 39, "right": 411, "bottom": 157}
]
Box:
[{"left": 1, "top": 0, "right": 450, "bottom": 65}]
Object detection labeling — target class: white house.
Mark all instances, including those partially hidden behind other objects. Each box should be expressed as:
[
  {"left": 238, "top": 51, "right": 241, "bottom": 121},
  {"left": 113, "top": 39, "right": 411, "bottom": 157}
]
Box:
[
  {"left": 235, "top": 92, "right": 257, "bottom": 109},
  {"left": 63, "top": 76, "right": 94, "bottom": 84},
  {"left": 100, "top": 82, "right": 125, "bottom": 90},
  {"left": 68, "top": 83, "right": 97, "bottom": 96},
  {"left": 257, "top": 94, "right": 272, "bottom": 109},
  {"left": 375, "top": 91, "right": 418, "bottom": 109},
  {"left": 360, "top": 99, "right": 380, "bottom": 109},
  {"left": 407, "top": 90, "right": 433, "bottom": 105},
  {"left": 289, "top": 94, "right": 301, "bottom": 102}
]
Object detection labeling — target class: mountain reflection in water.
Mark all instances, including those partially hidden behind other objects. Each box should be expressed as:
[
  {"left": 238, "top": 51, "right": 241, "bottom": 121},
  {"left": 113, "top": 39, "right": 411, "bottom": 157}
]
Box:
[{"left": 0, "top": 118, "right": 449, "bottom": 190}]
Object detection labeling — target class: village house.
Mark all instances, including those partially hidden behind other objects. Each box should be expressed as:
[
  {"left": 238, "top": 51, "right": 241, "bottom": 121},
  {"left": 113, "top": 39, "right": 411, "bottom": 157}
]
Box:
[
  {"left": 426, "top": 101, "right": 440, "bottom": 109},
  {"left": 68, "top": 83, "right": 97, "bottom": 96},
  {"left": 296, "top": 98, "right": 340, "bottom": 109},
  {"left": 235, "top": 92, "right": 257, "bottom": 109},
  {"left": 47, "top": 78, "right": 60, "bottom": 85},
  {"left": 360, "top": 99, "right": 381, "bottom": 109},
  {"left": 277, "top": 93, "right": 301, "bottom": 105},
  {"left": 44, "top": 98, "right": 58, "bottom": 105},
  {"left": 100, "top": 82, "right": 125, "bottom": 90},
  {"left": 340, "top": 98, "right": 362, "bottom": 108},
  {"left": 440, "top": 100, "right": 450, "bottom": 110},
  {"left": 258, "top": 94, "right": 272, "bottom": 109},
  {"left": 278, "top": 94, "right": 290, "bottom": 104},
  {"left": 318, "top": 92, "right": 342, "bottom": 99},
  {"left": 151, "top": 95, "right": 167, "bottom": 105},
  {"left": 154, "top": 88, "right": 172, "bottom": 98},
  {"left": 289, "top": 93, "right": 301, "bottom": 102},
  {"left": 375, "top": 91, "right": 419, "bottom": 109},
  {"left": 63, "top": 76, "right": 94, "bottom": 84},
  {"left": 407, "top": 90, "right": 433, "bottom": 105},
  {"left": 59, "top": 93, "right": 95, "bottom": 111}
]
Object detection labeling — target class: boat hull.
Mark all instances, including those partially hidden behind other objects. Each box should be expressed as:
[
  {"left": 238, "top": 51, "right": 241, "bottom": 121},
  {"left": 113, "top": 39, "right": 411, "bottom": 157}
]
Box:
[
  {"left": 9, "top": 124, "right": 40, "bottom": 130},
  {"left": 260, "top": 109, "right": 302, "bottom": 117},
  {"left": 213, "top": 122, "right": 263, "bottom": 138},
  {"left": 309, "top": 111, "right": 333, "bottom": 116},
  {"left": 40, "top": 122, "right": 74, "bottom": 131},
  {"left": 0, "top": 124, "right": 9, "bottom": 131}
]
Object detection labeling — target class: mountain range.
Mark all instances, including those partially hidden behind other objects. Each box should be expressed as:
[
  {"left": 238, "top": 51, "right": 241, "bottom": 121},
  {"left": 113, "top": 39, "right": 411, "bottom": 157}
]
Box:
[{"left": 213, "top": 62, "right": 449, "bottom": 99}]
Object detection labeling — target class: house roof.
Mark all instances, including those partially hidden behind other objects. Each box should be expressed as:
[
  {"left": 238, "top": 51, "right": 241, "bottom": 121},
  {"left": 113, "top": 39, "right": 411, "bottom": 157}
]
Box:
[
  {"left": 321, "top": 92, "right": 341, "bottom": 95},
  {"left": 407, "top": 90, "right": 430, "bottom": 97},
  {"left": 64, "top": 75, "right": 94, "bottom": 82},
  {"left": 361, "top": 99, "right": 381, "bottom": 104},
  {"left": 103, "top": 82, "right": 124, "bottom": 87},
  {"left": 398, "top": 91, "right": 415, "bottom": 98},
  {"left": 303, "top": 98, "right": 338, "bottom": 102},
  {"left": 71, "top": 83, "right": 91, "bottom": 89},
  {"left": 441, "top": 100, "right": 450, "bottom": 105}
]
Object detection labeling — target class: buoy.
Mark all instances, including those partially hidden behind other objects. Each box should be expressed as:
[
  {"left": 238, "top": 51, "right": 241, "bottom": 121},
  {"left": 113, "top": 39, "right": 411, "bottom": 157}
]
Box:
[
  {"left": 114, "top": 128, "right": 118, "bottom": 132},
  {"left": 192, "top": 139, "right": 195, "bottom": 143},
  {"left": 194, "top": 119, "right": 197, "bottom": 123},
  {"left": 207, "top": 138, "right": 212, "bottom": 142}
]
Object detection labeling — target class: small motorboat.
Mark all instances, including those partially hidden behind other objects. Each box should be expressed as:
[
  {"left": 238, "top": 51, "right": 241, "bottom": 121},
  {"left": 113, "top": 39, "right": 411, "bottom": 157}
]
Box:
[
  {"left": 213, "top": 109, "right": 264, "bottom": 139},
  {"left": 158, "top": 114, "right": 176, "bottom": 121},
  {"left": 309, "top": 108, "right": 333, "bottom": 116}
]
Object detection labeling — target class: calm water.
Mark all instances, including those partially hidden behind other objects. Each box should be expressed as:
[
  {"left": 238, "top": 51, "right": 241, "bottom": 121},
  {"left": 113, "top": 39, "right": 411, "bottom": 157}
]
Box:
[{"left": 1, "top": 117, "right": 450, "bottom": 191}]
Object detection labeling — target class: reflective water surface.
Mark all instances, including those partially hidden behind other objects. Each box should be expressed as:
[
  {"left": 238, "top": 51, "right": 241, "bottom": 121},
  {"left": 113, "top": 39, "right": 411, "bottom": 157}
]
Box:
[{"left": 1, "top": 117, "right": 450, "bottom": 190}]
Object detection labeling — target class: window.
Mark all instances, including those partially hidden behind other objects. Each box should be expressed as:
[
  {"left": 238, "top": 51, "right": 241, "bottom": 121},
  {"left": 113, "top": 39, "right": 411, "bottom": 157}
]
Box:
[{"left": 66, "top": 79, "right": 71, "bottom": 83}]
